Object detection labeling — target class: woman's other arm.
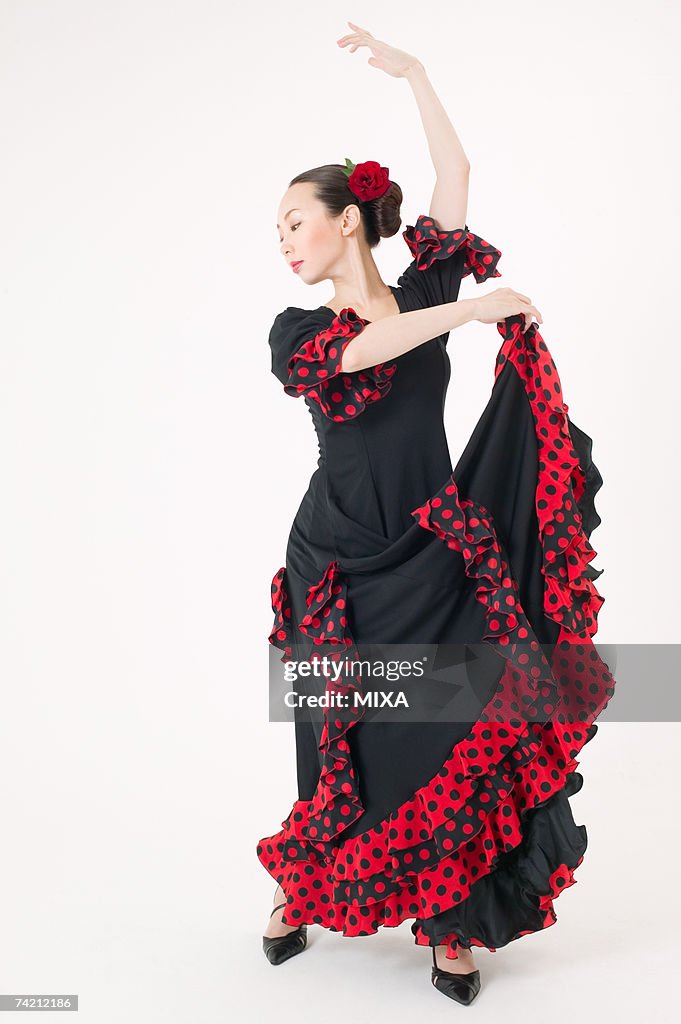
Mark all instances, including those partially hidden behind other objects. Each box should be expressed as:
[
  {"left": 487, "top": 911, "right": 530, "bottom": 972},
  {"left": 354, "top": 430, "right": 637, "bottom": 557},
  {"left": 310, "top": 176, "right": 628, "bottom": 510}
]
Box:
[
  {"left": 341, "top": 290, "right": 543, "bottom": 373},
  {"left": 341, "top": 302, "right": 474, "bottom": 371}
]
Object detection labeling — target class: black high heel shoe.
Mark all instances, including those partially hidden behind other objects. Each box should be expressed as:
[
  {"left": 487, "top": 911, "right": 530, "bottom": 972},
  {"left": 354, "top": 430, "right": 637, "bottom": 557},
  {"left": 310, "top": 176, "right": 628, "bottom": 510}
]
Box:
[
  {"left": 431, "top": 945, "right": 481, "bottom": 1005},
  {"left": 262, "top": 902, "right": 308, "bottom": 966}
]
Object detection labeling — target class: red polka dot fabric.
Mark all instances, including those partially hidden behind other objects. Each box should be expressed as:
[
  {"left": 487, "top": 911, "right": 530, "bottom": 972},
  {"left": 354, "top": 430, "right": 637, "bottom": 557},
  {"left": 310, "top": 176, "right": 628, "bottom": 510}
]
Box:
[
  {"left": 269, "top": 217, "right": 502, "bottom": 421},
  {"left": 283, "top": 307, "right": 397, "bottom": 422},
  {"left": 268, "top": 567, "right": 293, "bottom": 660},
  {"left": 403, "top": 215, "right": 502, "bottom": 282},
  {"left": 493, "top": 317, "right": 605, "bottom": 638},
  {"left": 259, "top": 223, "right": 615, "bottom": 961}
]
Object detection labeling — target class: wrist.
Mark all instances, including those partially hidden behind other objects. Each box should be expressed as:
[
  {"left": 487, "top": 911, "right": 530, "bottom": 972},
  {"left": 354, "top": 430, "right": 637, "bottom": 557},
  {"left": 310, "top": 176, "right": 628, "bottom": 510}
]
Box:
[
  {"left": 404, "top": 60, "right": 426, "bottom": 82},
  {"left": 461, "top": 297, "right": 480, "bottom": 324}
]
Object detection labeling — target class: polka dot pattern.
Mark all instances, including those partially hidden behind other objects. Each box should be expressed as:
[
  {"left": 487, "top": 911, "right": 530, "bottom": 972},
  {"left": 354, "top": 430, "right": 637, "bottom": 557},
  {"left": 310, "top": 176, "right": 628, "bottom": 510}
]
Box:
[
  {"left": 403, "top": 216, "right": 502, "bottom": 282},
  {"left": 494, "top": 315, "right": 605, "bottom": 639},
  {"left": 268, "top": 566, "right": 293, "bottom": 661},
  {"left": 279, "top": 719, "right": 577, "bottom": 901},
  {"left": 258, "top": 238, "right": 616, "bottom": 961},
  {"left": 409, "top": 475, "right": 614, "bottom": 760},
  {"left": 256, "top": 759, "right": 591, "bottom": 954},
  {"left": 283, "top": 307, "right": 397, "bottom": 422},
  {"left": 411, "top": 845, "right": 586, "bottom": 960},
  {"left": 294, "top": 559, "right": 368, "bottom": 845},
  {"left": 258, "top": 525, "right": 613, "bottom": 946}
]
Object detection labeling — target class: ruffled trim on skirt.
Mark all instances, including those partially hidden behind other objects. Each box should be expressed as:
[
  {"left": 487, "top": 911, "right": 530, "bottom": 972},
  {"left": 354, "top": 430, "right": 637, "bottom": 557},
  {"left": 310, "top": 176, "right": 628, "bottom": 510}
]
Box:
[
  {"left": 257, "top": 760, "right": 593, "bottom": 955},
  {"left": 260, "top": 294, "right": 615, "bottom": 962}
]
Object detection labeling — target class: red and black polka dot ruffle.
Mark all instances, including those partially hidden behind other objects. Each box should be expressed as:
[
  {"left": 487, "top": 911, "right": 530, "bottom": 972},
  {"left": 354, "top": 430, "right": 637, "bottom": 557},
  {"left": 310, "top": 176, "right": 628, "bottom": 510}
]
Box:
[
  {"left": 278, "top": 221, "right": 500, "bottom": 421},
  {"left": 493, "top": 314, "right": 605, "bottom": 640},
  {"left": 296, "top": 559, "right": 368, "bottom": 844},
  {"left": 260, "top": 243, "right": 614, "bottom": 961},
  {"left": 268, "top": 566, "right": 293, "bottom": 660},
  {"left": 260, "top": 486, "right": 613, "bottom": 955},
  {"left": 403, "top": 215, "right": 502, "bottom": 282},
  {"left": 284, "top": 307, "right": 397, "bottom": 422},
  {"left": 404, "top": 319, "right": 614, "bottom": 956},
  {"left": 268, "top": 558, "right": 369, "bottom": 847}
]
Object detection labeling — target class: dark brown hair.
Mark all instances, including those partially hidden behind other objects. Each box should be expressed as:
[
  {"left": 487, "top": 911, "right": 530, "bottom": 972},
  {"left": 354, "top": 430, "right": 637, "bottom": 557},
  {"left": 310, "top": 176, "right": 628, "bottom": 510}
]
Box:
[{"left": 289, "top": 163, "right": 403, "bottom": 249}]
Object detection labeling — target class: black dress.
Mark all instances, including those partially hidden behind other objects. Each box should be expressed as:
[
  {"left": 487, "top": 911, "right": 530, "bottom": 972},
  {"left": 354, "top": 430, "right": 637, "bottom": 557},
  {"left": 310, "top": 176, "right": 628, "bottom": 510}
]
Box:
[{"left": 257, "top": 216, "right": 615, "bottom": 961}]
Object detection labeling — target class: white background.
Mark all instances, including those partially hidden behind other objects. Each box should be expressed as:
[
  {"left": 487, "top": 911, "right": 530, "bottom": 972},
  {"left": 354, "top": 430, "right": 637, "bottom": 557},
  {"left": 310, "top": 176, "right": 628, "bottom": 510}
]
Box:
[{"left": 1, "top": 1, "right": 679, "bottom": 1020}]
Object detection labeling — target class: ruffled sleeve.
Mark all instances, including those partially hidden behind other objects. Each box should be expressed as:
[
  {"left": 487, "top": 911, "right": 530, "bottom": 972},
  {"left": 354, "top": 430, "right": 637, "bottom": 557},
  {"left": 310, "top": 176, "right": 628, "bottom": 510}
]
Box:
[
  {"left": 396, "top": 215, "right": 503, "bottom": 310},
  {"left": 268, "top": 306, "right": 397, "bottom": 422}
]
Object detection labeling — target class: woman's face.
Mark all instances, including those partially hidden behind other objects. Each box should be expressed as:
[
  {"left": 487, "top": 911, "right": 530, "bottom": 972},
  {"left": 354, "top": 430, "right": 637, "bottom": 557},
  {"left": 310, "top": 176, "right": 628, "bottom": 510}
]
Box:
[{"left": 276, "top": 182, "right": 361, "bottom": 285}]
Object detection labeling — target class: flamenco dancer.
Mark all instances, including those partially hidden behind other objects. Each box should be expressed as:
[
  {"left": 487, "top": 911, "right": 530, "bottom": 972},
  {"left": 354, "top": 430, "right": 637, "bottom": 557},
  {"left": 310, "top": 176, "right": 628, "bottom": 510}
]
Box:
[{"left": 257, "top": 22, "right": 615, "bottom": 1006}]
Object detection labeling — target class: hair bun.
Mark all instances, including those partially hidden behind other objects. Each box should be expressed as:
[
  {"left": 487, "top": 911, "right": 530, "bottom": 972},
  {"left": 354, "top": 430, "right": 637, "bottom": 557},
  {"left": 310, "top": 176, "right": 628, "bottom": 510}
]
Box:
[{"left": 368, "top": 182, "right": 403, "bottom": 240}]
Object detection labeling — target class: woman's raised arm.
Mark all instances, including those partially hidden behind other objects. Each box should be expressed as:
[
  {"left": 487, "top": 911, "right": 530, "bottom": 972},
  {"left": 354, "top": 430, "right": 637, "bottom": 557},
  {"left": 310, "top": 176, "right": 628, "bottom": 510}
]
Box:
[{"left": 336, "top": 22, "right": 470, "bottom": 229}]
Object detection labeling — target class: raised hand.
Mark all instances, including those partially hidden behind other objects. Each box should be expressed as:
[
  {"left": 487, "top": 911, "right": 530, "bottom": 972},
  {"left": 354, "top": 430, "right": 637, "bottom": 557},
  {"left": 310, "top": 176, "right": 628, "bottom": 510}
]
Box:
[{"left": 336, "top": 21, "right": 422, "bottom": 78}]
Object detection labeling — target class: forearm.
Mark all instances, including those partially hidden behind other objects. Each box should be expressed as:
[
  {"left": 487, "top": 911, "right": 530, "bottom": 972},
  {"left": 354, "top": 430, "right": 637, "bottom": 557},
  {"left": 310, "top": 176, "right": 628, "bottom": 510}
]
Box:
[
  {"left": 404, "top": 62, "right": 470, "bottom": 175},
  {"left": 341, "top": 300, "right": 477, "bottom": 373}
]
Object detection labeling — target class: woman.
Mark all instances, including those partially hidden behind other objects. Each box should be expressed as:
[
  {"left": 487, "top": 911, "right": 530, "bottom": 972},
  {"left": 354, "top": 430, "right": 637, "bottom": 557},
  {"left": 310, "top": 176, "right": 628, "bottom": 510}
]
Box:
[{"left": 257, "top": 23, "right": 615, "bottom": 1006}]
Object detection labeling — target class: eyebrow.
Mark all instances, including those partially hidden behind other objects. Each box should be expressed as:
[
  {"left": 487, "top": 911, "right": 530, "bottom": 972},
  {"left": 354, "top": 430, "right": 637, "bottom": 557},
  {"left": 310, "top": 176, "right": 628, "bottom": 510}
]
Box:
[{"left": 276, "top": 208, "right": 301, "bottom": 230}]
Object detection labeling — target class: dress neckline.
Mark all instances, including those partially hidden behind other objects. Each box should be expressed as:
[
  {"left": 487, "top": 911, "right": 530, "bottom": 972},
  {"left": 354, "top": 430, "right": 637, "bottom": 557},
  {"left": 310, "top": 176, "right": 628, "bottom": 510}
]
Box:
[{"left": 318, "top": 285, "right": 403, "bottom": 324}]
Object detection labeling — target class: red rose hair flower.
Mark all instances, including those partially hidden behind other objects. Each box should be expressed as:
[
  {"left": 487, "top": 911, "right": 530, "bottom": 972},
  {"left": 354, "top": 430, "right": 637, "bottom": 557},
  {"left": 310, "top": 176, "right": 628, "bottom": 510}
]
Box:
[{"left": 343, "top": 157, "right": 391, "bottom": 201}]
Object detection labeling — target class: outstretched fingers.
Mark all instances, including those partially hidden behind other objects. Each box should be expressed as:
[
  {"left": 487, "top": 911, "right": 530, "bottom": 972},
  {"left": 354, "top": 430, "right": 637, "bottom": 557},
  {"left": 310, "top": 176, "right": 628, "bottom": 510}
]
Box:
[{"left": 337, "top": 20, "right": 378, "bottom": 51}]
